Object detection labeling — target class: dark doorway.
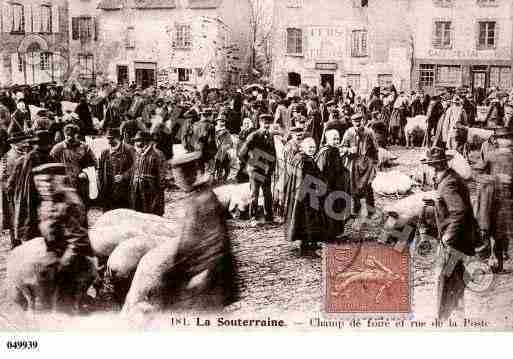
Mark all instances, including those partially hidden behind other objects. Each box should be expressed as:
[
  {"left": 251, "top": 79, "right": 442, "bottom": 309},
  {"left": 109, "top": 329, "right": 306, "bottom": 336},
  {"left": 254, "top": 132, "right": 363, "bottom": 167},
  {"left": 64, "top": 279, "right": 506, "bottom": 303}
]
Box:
[
  {"left": 321, "top": 73, "right": 334, "bottom": 95},
  {"left": 288, "top": 72, "right": 301, "bottom": 87},
  {"left": 135, "top": 69, "right": 155, "bottom": 89},
  {"left": 117, "top": 65, "right": 128, "bottom": 86}
]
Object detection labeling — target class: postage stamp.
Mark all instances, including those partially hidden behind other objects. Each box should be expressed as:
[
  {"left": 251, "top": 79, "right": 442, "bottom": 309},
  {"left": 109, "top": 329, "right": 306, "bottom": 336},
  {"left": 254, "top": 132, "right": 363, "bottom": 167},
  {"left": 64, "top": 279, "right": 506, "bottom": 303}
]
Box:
[{"left": 324, "top": 243, "right": 411, "bottom": 314}]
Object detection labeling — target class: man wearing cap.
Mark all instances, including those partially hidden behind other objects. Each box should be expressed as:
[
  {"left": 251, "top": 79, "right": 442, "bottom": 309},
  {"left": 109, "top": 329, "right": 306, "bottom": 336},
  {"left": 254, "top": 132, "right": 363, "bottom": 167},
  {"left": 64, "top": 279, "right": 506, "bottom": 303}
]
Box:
[
  {"left": 1, "top": 130, "right": 32, "bottom": 248},
  {"left": 97, "top": 128, "right": 136, "bottom": 212},
  {"left": 239, "top": 113, "right": 277, "bottom": 224},
  {"left": 50, "top": 124, "right": 96, "bottom": 203},
  {"left": 129, "top": 131, "right": 166, "bottom": 216},
  {"left": 475, "top": 120, "right": 513, "bottom": 271},
  {"left": 214, "top": 116, "right": 233, "bottom": 183},
  {"left": 7, "top": 130, "right": 53, "bottom": 246},
  {"left": 32, "top": 163, "right": 95, "bottom": 313},
  {"left": 341, "top": 113, "right": 379, "bottom": 219},
  {"left": 435, "top": 95, "right": 468, "bottom": 150},
  {"left": 10, "top": 98, "right": 32, "bottom": 133},
  {"left": 192, "top": 108, "right": 217, "bottom": 169},
  {"left": 169, "top": 151, "right": 238, "bottom": 309},
  {"left": 420, "top": 146, "right": 480, "bottom": 320}
]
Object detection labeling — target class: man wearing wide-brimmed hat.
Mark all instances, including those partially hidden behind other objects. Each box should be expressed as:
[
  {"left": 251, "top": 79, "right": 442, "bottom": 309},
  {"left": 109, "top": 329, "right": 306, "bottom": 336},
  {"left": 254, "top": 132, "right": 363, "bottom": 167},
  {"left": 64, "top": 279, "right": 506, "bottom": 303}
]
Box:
[
  {"left": 421, "top": 146, "right": 480, "bottom": 321},
  {"left": 129, "top": 130, "right": 166, "bottom": 216},
  {"left": 97, "top": 127, "right": 136, "bottom": 212},
  {"left": 474, "top": 119, "right": 513, "bottom": 272}
]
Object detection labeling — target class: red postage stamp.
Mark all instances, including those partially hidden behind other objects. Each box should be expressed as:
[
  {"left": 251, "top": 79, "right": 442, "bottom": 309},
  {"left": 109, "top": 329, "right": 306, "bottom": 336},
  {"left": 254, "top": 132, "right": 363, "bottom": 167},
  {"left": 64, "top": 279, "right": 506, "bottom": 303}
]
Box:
[{"left": 324, "top": 243, "right": 411, "bottom": 313}]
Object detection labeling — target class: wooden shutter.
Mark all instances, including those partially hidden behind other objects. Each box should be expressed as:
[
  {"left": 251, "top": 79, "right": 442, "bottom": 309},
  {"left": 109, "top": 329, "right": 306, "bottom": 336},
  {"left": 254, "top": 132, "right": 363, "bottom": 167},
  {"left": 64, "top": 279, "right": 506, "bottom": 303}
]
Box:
[
  {"left": 71, "top": 17, "right": 79, "bottom": 40},
  {"left": 52, "top": 5, "right": 59, "bottom": 33},
  {"left": 94, "top": 17, "right": 98, "bottom": 41},
  {"left": 301, "top": 28, "right": 306, "bottom": 55}
]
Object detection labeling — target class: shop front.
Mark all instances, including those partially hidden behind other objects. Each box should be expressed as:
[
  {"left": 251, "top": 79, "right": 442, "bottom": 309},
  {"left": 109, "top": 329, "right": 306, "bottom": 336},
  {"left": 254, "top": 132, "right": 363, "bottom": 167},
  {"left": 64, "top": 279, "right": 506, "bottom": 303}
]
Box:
[{"left": 414, "top": 49, "right": 512, "bottom": 97}]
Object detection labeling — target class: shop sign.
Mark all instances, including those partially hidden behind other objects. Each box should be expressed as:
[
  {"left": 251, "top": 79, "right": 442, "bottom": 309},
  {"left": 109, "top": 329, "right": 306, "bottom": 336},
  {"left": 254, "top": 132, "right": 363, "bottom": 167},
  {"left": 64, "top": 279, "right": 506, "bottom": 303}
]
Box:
[
  {"left": 305, "top": 26, "right": 345, "bottom": 60},
  {"left": 427, "top": 47, "right": 510, "bottom": 60},
  {"left": 315, "top": 63, "right": 338, "bottom": 70}
]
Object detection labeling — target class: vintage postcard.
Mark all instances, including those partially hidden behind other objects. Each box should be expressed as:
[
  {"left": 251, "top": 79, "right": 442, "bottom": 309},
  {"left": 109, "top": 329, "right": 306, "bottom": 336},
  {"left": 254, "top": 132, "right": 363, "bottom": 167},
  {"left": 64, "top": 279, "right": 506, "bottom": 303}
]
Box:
[{"left": 0, "top": 0, "right": 512, "bottom": 346}]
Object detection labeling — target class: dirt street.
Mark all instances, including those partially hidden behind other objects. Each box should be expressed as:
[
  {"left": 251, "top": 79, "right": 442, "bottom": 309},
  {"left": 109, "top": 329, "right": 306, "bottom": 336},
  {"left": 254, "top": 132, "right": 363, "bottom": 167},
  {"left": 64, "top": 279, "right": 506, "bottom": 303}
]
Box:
[{"left": 0, "top": 147, "right": 512, "bottom": 329}]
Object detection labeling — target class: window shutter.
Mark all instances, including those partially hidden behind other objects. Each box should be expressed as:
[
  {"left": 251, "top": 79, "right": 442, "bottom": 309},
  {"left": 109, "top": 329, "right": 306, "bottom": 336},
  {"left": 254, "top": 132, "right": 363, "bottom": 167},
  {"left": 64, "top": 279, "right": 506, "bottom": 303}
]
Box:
[
  {"left": 94, "top": 17, "right": 98, "bottom": 41},
  {"left": 22, "top": 5, "right": 28, "bottom": 33},
  {"left": 494, "top": 21, "right": 499, "bottom": 49},
  {"left": 52, "top": 5, "right": 59, "bottom": 33},
  {"left": 1, "top": 3, "right": 8, "bottom": 32},
  {"left": 72, "top": 17, "right": 79, "bottom": 40},
  {"left": 301, "top": 28, "right": 306, "bottom": 55}
]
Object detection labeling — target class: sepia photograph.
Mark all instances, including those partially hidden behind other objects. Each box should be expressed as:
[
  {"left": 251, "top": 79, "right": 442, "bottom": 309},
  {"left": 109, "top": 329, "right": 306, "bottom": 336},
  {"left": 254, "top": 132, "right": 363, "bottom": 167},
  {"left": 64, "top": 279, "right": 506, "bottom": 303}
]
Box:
[{"left": 0, "top": 0, "right": 512, "bottom": 337}]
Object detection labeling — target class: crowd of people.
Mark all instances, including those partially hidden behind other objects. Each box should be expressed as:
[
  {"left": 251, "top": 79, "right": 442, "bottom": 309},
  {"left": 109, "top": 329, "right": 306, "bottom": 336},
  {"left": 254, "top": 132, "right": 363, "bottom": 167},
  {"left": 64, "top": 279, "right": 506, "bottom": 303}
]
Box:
[{"left": 1, "top": 78, "right": 513, "bottom": 318}]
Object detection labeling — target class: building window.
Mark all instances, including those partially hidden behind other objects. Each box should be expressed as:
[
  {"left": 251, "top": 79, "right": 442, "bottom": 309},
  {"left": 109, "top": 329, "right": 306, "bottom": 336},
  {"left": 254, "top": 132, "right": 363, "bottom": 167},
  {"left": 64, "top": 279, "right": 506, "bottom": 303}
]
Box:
[
  {"left": 40, "top": 5, "right": 52, "bottom": 33},
  {"left": 346, "top": 74, "right": 361, "bottom": 89},
  {"left": 11, "top": 3, "right": 24, "bottom": 33},
  {"left": 377, "top": 74, "right": 393, "bottom": 89},
  {"left": 477, "top": 0, "right": 497, "bottom": 6},
  {"left": 490, "top": 66, "right": 511, "bottom": 89},
  {"left": 433, "top": 21, "right": 452, "bottom": 49},
  {"left": 419, "top": 64, "right": 435, "bottom": 87},
  {"left": 178, "top": 68, "right": 191, "bottom": 82},
  {"left": 478, "top": 21, "right": 496, "bottom": 49},
  {"left": 286, "top": 0, "right": 302, "bottom": 7},
  {"left": 286, "top": 28, "right": 303, "bottom": 55},
  {"left": 288, "top": 72, "right": 301, "bottom": 87},
  {"left": 174, "top": 24, "right": 192, "bottom": 49},
  {"left": 436, "top": 65, "right": 462, "bottom": 86},
  {"left": 125, "top": 27, "right": 135, "bottom": 48},
  {"left": 40, "top": 52, "right": 51, "bottom": 70},
  {"left": 78, "top": 54, "right": 94, "bottom": 79},
  {"left": 351, "top": 30, "right": 368, "bottom": 57},
  {"left": 72, "top": 17, "right": 93, "bottom": 42},
  {"left": 434, "top": 0, "right": 452, "bottom": 7}
]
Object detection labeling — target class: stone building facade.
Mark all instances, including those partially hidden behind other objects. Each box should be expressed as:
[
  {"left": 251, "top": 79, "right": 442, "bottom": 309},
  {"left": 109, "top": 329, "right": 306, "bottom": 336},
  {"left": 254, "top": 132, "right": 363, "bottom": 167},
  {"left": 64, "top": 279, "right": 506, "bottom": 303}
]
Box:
[
  {"left": 411, "top": 0, "right": 513, "bottom": 94},
  {"left": 0, "top": 0, "right": 68, "bottom": 87},
  {"left": 95, "top": 0, "right": 252, "bottom": 89},
  {"left": 270, "top": 0, "right": 413, "bottom": 95},
  {"left": 67, "top": 0, "right": 101, "bottom": 87}
]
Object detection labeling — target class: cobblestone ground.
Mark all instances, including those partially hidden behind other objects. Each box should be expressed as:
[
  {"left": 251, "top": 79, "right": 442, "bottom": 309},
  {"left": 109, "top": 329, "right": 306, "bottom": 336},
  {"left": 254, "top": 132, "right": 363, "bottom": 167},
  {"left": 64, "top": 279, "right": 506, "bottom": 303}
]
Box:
[{"left": 0, "top": 147, "right": 512, "bottom": 328}]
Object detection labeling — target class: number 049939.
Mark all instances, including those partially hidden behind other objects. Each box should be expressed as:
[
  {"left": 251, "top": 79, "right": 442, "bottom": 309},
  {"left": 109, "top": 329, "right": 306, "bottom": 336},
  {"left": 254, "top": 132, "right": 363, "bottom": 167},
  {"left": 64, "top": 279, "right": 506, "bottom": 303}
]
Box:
[{"left": 6, "top": 340, "right": 39, "bottom": 350}]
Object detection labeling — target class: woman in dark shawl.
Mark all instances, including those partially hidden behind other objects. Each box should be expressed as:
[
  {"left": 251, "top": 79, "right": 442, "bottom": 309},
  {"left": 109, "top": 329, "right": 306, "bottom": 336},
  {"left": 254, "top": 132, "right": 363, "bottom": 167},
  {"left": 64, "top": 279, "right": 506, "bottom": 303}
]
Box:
[{"left": 284, "top": 137, "right": 325, "bottom": 256}]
